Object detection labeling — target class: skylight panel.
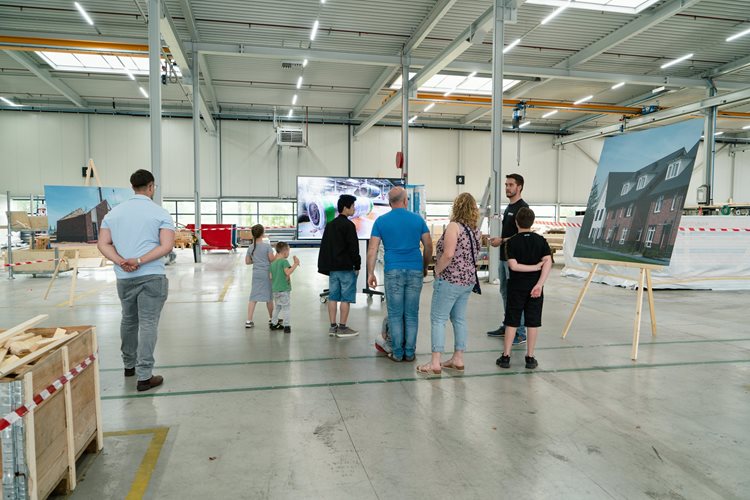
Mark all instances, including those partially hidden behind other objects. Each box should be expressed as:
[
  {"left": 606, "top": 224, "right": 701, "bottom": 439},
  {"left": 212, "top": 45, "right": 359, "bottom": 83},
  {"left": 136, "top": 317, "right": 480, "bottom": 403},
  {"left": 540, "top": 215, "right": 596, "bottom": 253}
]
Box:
[
  {"left": 36, "top": 51, "right": 180, "bottom": 77},
  {"left": 525, "top": 0, "right": 660, "bottom": 14}
]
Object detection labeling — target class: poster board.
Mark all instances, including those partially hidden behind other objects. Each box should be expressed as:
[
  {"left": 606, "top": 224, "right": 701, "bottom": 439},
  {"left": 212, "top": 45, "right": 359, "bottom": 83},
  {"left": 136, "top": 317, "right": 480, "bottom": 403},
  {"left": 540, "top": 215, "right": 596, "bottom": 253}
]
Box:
[
  {"left": 44, "top": 186, "right": 132, "bottom": 243},
  {"left": 575, "top": 119, "right": 703, "bottom": 266}
]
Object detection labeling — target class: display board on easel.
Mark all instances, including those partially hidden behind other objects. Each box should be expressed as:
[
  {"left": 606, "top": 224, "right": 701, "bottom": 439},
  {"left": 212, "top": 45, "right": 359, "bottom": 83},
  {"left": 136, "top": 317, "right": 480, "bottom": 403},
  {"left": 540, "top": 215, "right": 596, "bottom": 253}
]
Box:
[{"left": 564, "top": 119, "right": 704, "bottom": 360}]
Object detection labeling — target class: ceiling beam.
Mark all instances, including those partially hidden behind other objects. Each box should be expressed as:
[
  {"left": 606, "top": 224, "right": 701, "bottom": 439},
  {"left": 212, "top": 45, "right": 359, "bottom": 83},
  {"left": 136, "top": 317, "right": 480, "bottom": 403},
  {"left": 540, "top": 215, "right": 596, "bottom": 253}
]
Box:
[
  {"left": 351, "top": 0, "right": 457, "bottom": 120},
  {"left": 704, "top": 53, "right": 750, "bottom": 79},
  {"left": 554, "top": 86, "right": 750, "bottom": 145},
  {"left": 559, "top": 89, "right": 670, "bottom": 131},
  {"left": 353, "top": 6, "right": 494, "bottom": 137},
  {"left": 559, "top": 0, "right": 701, "bottom": 70},
  {"left": 176, "top": 0, "right": 219, "bottom": 113},
  {"left": 3, "top": 50, "right": 87, "bottom": 107},
  {"left": 160, "top": 4, "right": 215, "bottom": 131},
  {"left": 404, "top": 0, "right": 458, "bottom": 54},
  {"left": 178, "top": 0, "right": 200, "bottom": 41},
  {"left": 460, "top": 107, "right": 490, "bottom": 124}
]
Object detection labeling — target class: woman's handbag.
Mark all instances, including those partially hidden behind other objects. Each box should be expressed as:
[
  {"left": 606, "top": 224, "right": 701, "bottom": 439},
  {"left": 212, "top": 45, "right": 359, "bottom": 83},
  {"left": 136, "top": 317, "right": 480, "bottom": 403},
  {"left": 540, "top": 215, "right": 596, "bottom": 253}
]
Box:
[{"left": 463, "top": 225, "right": 482, "bottom": 295}]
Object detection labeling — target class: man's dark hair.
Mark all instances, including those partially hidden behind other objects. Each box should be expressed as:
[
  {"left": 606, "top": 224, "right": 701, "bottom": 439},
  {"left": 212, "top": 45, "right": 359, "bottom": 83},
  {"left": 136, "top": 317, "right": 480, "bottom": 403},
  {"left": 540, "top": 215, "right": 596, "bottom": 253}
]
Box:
[
  {"left": 130, "top": 169, "right": 155, "bottom": 189},
  {"left": 506, "top": 173, "right": 524, "bottom": 189},
  {"left": 516, "top": 207, "right": 535, "bottom": 229},
  {"left": 338, "top": 194, "right": 356, "bottom": 213}
]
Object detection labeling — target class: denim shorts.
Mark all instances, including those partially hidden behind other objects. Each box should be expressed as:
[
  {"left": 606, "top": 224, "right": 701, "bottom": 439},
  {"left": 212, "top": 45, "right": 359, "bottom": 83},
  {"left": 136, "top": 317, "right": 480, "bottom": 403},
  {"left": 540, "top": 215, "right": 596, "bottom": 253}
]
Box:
[{"left": 329, "top": 270, "right": 357, "bottom": 303}]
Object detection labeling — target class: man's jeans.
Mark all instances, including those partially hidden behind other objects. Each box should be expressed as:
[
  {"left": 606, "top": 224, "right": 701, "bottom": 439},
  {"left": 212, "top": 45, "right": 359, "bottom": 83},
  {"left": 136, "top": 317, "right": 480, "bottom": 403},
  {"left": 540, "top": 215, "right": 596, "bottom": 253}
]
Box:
[
  {"left": 116, "top": 275, "right": 169, "bottom": 381},
  {"left": 430, "top": 278, "right": 472, "bottom": 353},
  {"left": 499, "top": 261, "right": 526, "bottom": 339},
  {"left": 384, "top": 269, "right": 424, "bottom": 360}
]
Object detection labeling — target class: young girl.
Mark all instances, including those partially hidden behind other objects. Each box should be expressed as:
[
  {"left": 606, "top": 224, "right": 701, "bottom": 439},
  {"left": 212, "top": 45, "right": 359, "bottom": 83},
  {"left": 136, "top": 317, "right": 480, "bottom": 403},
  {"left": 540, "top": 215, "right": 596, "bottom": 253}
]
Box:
[{"left": 245, "top": 224, "right": 275, "bottom": 328}]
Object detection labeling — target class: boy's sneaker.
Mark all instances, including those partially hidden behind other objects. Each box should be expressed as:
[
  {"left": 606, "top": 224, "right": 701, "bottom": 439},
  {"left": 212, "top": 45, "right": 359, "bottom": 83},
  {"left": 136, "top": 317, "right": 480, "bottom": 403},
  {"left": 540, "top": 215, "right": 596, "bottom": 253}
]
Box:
[
  {"left": 496, "top": 354, "right": 511, "bottom": 369},
  {"left": 487, "top": 326, "right": 505, "bottom": 337},
  {"left": 513, "top": 335, "right": 527, "bottom": 346},
  {"left": 283, "top": 326, "right": 291, "bottom": 334},
  {"left": 270, "top": 322, "right": 284, "bottom": 331},
  {"left": 328, "top": 325, "right": 338, "bottom": 336},
  {"left": 525, "top": 356, "right": 538, "bottom": 369},
  {"left": 335, "top": 326, "right": 359, "bottom": 338},
  {"left": 245, "top": 321, "right": 254, "bottom": 329}
]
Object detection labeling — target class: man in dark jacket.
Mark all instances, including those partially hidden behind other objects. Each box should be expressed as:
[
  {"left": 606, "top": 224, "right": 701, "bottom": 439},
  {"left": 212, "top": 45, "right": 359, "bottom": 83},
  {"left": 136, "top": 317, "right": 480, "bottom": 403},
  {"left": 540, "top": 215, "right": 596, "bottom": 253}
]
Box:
[{"left": 318, "top": 194, "right": 361, "bottom": 337}]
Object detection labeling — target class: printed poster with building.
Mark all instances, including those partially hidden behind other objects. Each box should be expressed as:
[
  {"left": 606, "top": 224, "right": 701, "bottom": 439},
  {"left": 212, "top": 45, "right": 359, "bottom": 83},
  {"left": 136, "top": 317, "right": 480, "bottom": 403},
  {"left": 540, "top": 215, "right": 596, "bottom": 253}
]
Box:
[
  {"left": 576, "top": 119, "right": 703, "bottom": 266},
  {"left": 45, "top": 185, "right": 133, "bottom": 243}
]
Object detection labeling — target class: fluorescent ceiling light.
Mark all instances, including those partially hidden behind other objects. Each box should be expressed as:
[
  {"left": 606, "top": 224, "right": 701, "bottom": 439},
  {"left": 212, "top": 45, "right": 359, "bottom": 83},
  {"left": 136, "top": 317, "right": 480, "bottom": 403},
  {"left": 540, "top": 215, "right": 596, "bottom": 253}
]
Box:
[
  {"left": 444, "top": 89, "right": 455, "bottom": 97},
  {"left": 573, "top": 95, "right": 593, "bottom": 105},
  {"left": 503, "top": 39, "right": 521, "bottom": 54},
  {"left": 424, "top": 103, "right": 435, "bottom": 112},
  {"left": 310, "top": 20, "right": 319, "bottom": 41},
  {"left": 74, "top": 2, "right": 94, "bottom": 25},
  {"left": 288, "top": 109, "right": 293, "bottom": 117},
  {"left": 519, "top": 121, "right": 531, "bottom": 128},
  {"left": 611, "top": 82, "right": 625, "bottom": 90},
  {"left": 302, "top": 59, "right": 308, "bottom": 67},
  {"left": 321, "top": 0, "right": 326, "bottom": 3},
  {"left": 661, "top": 53, "right": 693, "bottom": 69},
  {"left": 743, "top": 124, "right": 750, "bottom": 130},
  {"left": 714, "top": 131, "right": 723, "bottom": 136},
  {"left": 652, "top": 86, "right": 665, "bottom": 93},
  {"left": 526, "top": 0, "right": 660, "bottom": 15},
  {"left": 541, "top": 2, "right": 570, "bottom": 25},
  {"left": 467, "top": 71, "right": 477, "bottom": 78},
  {"left": 139, "top": 87, "right": 148, "bottom": 98},
  {"left": 0, "top": 97, "right": 21, "bottom": 107},
  {"left": 292, "top": 94, "right": 298, "bottom": 105},
  {"left": 726, "top": 27, "right": 750, "bottom": 42},
  {"left": 36, "top": 51, "right": 180, "bottom": 77},
  {"left": 296, "top": 76, "right": 303, "bottom": 89},
  {"left": 408, "top": 115, "right": 418, "bottom": 124},
  {"left": 542, "top": 110, "right": 558, "bottom": 118}
]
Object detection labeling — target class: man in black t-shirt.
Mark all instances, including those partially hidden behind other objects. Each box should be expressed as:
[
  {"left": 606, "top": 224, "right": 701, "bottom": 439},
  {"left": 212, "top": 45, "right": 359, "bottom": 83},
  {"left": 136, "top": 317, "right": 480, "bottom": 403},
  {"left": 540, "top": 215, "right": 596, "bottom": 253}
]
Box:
[
  {"left": 496, "top": 207, "right": 552, "bottom": 370},
  {"left": 488, "top": 174, "right": 529, "bottom": 344}
]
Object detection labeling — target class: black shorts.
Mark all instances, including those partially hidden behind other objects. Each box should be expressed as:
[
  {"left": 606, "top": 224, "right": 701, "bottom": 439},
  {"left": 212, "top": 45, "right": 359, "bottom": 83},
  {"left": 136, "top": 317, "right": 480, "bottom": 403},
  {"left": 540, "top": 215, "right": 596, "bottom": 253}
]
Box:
[{"left": 504, "top": 286, "right": 543, "bottom": 328}]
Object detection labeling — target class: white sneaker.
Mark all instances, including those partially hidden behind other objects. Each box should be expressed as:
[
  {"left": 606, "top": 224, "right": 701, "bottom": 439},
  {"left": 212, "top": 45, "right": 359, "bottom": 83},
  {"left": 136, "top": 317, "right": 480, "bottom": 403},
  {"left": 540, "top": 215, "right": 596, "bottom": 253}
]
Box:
[
  {"left": 245, "top": 321, "right": 254, "bottom": 328},
  {"left": 336, "top": 326, "right": 359, "bottom": 338}
]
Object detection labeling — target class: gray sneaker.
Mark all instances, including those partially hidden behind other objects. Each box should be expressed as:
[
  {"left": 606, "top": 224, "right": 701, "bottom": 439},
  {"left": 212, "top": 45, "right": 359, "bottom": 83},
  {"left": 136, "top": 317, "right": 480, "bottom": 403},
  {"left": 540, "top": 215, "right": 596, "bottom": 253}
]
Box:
[
  {"left": 336, "top": 326, "right": 359, "bottom": 338},
  {"left": 328, "top": 325, "right": 337, "bottom": 336}
]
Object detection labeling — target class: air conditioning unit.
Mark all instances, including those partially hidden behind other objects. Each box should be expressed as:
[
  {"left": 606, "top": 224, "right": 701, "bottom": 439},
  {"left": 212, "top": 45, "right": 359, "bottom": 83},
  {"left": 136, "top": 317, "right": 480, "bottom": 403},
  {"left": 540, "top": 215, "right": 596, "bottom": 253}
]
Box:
[{"left": 277, "top": 127, "right": 306, "bottom": 147}]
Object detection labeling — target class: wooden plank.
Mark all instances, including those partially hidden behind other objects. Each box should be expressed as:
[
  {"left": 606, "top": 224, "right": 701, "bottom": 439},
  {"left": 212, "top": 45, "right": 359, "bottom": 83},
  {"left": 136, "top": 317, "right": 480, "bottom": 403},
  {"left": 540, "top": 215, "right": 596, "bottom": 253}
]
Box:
[
  {"left": 0, "top": 331, "right": 79, "bottom": 377},
  {"left": 90, "top": 328, "right": 104, "bottom": 451},
  {"left": 0, "top": 314, "right": 49, "bottom": 345},
  {"left": 631, "top": 268, "right": 646, "bottom": 361},
  {"left": 34, "top": 390, "right": 68, "bottom": 499},
  {"left": 44, "top": 254, "right": 67, "bottom": 300},
  {"left": 9, "top": 335, "right": 44, "bottom": 356},
  {"left": 561, "top": 263, "right": 598, "bottom": 339},
  {"left": 68, "top": 250, "right": 80, "bottom": 308},
  {"left": 646, "top": 269, "right": 657, "bottom": 337},
  {"left": 23, "top": 372, "right": 39, "bottom": 500},
  {"left": 579, "top": 257, "right": 665, "bottom": 271},
  {"left": 61, "top": 347, "right": 77, "bottom": 491}
]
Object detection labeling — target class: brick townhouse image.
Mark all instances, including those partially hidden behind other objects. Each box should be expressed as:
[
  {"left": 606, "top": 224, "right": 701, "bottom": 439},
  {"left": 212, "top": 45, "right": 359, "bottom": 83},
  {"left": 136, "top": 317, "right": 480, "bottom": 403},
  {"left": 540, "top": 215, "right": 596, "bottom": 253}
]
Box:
[{"left": 589, "top": 143, "right": 698, "bottom": 260}]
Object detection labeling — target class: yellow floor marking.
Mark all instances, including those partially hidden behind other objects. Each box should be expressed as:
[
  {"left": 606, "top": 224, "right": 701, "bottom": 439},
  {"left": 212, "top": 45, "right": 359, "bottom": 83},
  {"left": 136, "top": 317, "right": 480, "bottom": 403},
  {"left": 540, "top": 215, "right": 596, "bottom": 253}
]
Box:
[
  {"left": 55, "top": 283, "right": 110, "bottom": 307},
  {"left": 218, "top": 274, "right": 234, "bottom": 302},
  {"left": 104, "top": 427, "right": 169, "bottom": 500}
]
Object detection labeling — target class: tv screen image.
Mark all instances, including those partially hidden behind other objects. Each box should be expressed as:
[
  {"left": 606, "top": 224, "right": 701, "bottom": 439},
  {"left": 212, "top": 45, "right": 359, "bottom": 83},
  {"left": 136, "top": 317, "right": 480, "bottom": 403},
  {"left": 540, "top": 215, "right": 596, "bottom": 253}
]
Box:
[{"left": 297, "top": 176, "right": 404, "bottom": 239}]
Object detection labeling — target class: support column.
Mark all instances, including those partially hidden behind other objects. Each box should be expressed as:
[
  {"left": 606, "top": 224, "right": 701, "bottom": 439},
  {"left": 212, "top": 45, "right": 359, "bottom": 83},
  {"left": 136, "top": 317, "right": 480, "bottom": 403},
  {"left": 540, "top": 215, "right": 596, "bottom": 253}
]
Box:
[
  {"left": 83, "top": 114, "right": 90, "bottom": 164},
  {"left": 192, "top": 52, "right": 202, "bottom": 263},
  {"left": 149, "top": 0, "right": 163, "bottom": 203},
  {"left": 401, "top": 52, "right": 410, "bottom": 180},
  {"left": 489, "top": 0, "right": 507, "bottom": 282},
  {"left": 704, "top": 83, "right": 718, "bottom": 205}
]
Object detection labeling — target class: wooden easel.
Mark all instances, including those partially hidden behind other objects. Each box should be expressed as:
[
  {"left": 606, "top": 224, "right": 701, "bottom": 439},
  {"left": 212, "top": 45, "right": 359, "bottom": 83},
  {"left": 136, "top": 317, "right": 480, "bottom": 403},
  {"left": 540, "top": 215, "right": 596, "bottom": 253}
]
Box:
[
  {"left": 44, "top": 160, "right": 108, "bottom": 306},
  {"left": 561, "top": 257, "right": 662, "bottom": 360}
]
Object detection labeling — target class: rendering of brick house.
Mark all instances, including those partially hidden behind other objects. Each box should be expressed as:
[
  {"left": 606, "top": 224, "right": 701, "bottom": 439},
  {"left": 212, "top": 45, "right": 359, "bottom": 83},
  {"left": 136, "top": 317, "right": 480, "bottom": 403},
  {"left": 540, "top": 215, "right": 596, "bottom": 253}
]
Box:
[
  {"left": 589, "top": 143, "right": 697, "bottom": 260},
  {"left": 56, "top": 198, "right": 111, "bottom": 243}
]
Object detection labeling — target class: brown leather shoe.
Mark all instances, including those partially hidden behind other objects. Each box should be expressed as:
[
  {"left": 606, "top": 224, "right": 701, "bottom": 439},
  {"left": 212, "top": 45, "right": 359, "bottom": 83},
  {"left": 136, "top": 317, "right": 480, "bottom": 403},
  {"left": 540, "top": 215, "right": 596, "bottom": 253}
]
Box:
[{"left": 137, "top": 375, "right": 164, "bottom": 392}]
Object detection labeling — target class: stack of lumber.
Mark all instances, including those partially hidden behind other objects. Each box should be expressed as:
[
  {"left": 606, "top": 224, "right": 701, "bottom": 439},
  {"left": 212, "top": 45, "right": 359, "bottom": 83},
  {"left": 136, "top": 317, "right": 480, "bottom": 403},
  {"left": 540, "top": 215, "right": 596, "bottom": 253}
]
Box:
[
  {"left": 0, "top": 315, "right": 79, "bottom": 377},
  {"left": 175, "top": 229, "right": 194, "bottom": 248},
  {"left": 539, "top": 228, "right": 566, "bottom": 253}
]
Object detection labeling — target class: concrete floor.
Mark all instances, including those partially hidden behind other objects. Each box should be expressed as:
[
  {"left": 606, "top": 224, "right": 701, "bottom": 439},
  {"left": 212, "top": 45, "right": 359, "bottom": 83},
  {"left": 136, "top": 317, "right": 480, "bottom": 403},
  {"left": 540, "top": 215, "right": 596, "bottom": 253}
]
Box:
[{"left": 2, "top": 248, "right": 748, "bottom": 500}]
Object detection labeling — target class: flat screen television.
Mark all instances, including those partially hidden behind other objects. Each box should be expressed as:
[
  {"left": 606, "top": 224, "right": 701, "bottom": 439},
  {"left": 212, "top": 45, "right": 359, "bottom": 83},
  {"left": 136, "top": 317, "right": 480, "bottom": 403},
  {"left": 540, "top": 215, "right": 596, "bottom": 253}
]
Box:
[{"left": 297, "top": 176, "right": 405, "bottom": 240}]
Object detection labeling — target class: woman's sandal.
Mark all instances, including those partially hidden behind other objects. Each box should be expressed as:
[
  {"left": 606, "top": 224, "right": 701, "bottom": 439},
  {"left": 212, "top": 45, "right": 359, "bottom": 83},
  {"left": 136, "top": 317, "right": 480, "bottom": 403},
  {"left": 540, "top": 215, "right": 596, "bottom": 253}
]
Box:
[
  {"left": 440, "top": 359, "right": 465, "bottom": 371},
  {"left": 416, "top": 363, "right": 442, "bottom": 375}
]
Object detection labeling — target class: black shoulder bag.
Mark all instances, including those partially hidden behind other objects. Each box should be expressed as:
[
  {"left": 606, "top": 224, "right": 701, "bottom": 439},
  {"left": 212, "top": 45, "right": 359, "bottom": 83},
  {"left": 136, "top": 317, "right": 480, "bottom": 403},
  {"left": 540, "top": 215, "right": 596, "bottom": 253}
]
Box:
[{"left": 463, "top": 225, "right": 482, "bottom": 295}]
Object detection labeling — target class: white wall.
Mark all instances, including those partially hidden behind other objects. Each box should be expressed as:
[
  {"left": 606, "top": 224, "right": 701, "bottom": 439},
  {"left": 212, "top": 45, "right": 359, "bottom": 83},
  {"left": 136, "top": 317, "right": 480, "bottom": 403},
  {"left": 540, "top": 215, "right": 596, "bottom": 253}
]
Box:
[{"left": 1, "top": 110, "right": 747, "bottom": 206}]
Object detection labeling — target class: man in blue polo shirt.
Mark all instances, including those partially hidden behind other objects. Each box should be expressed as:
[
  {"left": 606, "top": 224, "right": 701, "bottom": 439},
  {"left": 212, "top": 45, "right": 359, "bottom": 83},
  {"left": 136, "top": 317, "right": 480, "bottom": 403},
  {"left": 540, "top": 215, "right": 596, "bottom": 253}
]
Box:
[
  {"left": 367, "top": 187, "right": 432, "bottom": 362},
  {"left": 98, "top": 170, "right": 175, "bottom": 392}
]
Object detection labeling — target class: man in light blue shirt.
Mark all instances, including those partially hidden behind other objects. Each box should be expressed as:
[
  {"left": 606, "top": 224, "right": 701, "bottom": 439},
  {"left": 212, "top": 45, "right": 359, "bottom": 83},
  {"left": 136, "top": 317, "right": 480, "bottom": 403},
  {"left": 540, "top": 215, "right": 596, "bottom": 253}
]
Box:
[
  {"left": 367, "top": 187, "right": 432, "bottom": 362},
  {"left": 98, "top": 170, "right": 175, "bottom": 392}
]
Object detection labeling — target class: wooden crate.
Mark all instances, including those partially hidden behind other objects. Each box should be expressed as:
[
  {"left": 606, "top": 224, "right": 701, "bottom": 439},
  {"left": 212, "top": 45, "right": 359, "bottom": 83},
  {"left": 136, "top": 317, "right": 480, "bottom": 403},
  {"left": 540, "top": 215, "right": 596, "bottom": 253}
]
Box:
[
  {"left": 0, "top": 326, "right": 102, "bottom": 500},
  {"left": 4, "top": 249, "right": 71, "bottom": 274}
]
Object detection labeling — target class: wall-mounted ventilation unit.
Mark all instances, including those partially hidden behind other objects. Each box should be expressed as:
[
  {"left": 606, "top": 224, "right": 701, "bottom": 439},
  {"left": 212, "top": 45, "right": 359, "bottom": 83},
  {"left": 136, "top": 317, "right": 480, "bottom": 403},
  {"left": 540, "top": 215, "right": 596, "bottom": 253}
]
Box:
[{"left": 277, "top": 127, "right": 306, "bottom": 147}]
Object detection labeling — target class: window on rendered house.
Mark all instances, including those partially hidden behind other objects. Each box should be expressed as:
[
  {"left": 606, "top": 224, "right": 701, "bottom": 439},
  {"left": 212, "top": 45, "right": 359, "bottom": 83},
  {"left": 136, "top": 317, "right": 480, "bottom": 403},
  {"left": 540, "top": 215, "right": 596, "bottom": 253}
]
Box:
[
  {"left": 626, "top": 204, "right": 633, "bottom": 217},
  {"left": 619, "top": 228, "right": 629, "bottom": 245},
  {"left": 637, "top": 176, "right": 647, "bottom": 190},
  {"left": 666, "top": 160, "right": 681, "bottom": 180},
  {"left": 645, "top": 226, "right": 656, "bottom": 248},
  {"left": 654, "top": 195, "right": 663, "bottom": 213}
]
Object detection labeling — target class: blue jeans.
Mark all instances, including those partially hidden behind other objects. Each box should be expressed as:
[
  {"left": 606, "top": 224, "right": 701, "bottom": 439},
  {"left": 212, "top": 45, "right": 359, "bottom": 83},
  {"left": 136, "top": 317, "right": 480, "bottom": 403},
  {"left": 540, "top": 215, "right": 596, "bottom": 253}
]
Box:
[
  {"left": 430, "top": 278, "right": 472, "bottom": 353},
  {"left": 499, "top": 261, "right": 526, "bottom": 338},
  {"left": 116, "top": 274, "right": 169, "bottom": 381},
  {"left": 384, "top": 269, "right": 424, "bottom": 359}
]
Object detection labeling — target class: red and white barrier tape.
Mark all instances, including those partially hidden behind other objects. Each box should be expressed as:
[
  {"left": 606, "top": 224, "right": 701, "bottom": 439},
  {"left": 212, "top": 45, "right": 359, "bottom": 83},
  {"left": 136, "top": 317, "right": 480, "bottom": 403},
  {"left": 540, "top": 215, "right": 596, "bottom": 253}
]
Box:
[
  {"left": 2, "top": 258, "right": 60, "bottom": 268},
  {"left": 0, "top": 352, "right": 97, "bottom": 431},
  {"left": 534, "top": 220, "right": 750, "bottom": 232},
  {"left": 184, "top": 225, "right": 296, "bottom": 232}
]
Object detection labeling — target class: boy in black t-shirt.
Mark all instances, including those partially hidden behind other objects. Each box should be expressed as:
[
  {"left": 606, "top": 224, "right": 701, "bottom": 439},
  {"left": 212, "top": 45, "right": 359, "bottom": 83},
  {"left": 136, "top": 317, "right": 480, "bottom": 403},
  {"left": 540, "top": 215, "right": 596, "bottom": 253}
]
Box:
[{"left": 496, "top": 207, "right": 552, "bottom": 369}]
